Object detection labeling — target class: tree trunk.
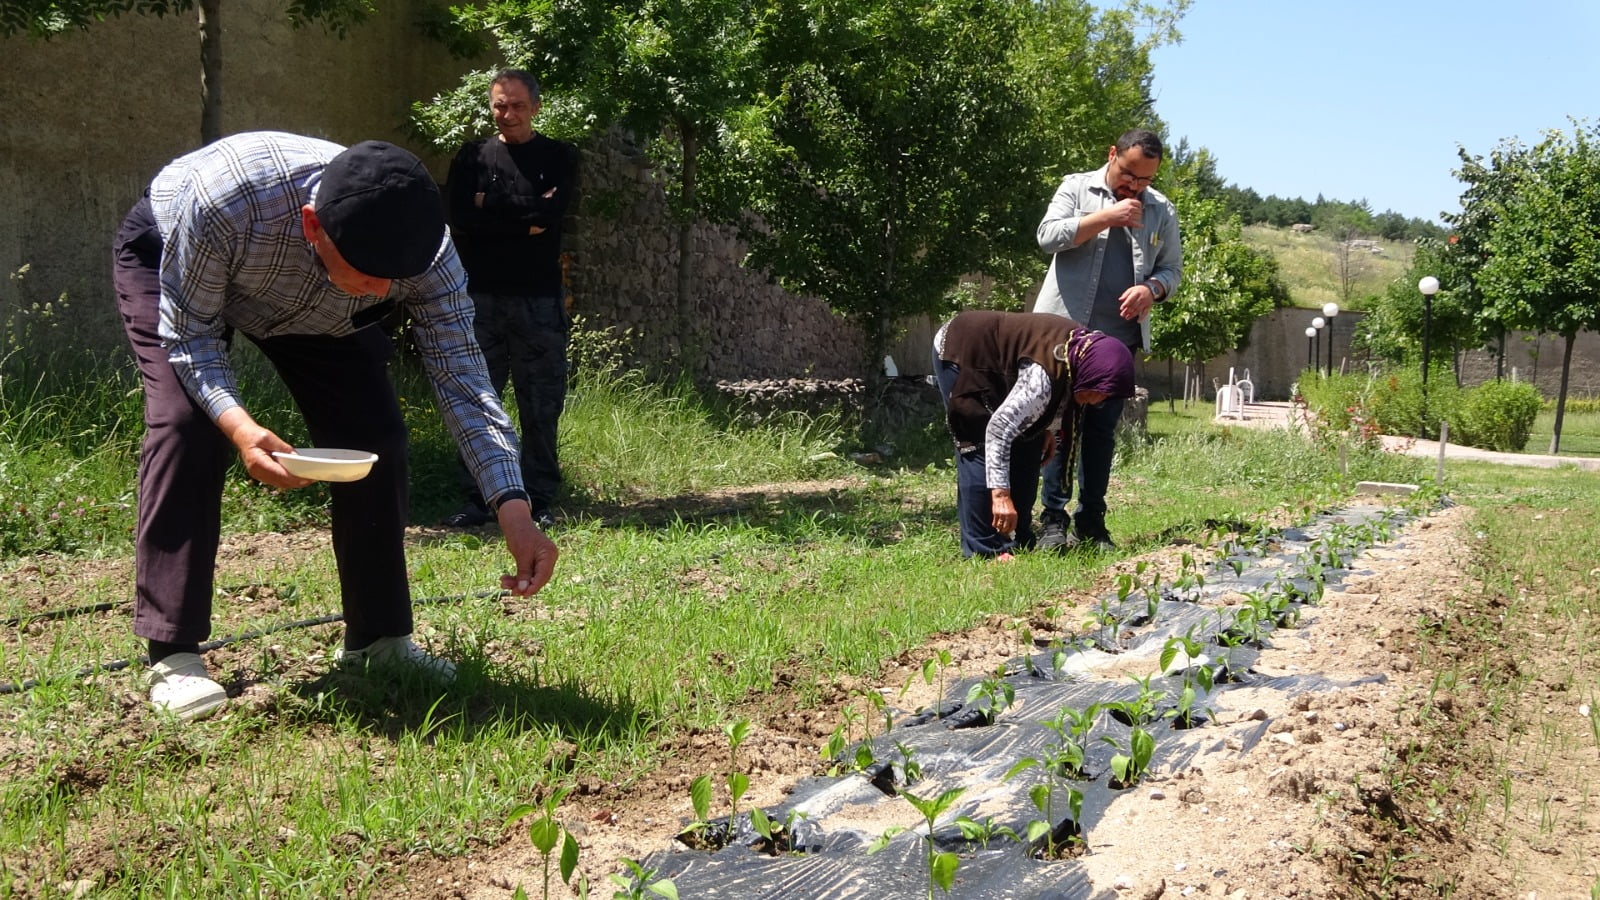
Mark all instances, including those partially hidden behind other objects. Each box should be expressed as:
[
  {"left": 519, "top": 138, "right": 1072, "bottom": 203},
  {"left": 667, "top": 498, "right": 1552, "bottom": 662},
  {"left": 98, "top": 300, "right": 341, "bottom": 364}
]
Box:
[
  {"left": 860, "top": 186, "right": 898, "bottom": 438},
  {"left": 1551, "top": 331, "right": 1575, "bottom": 455},
  {"left": 1495, "top": 328, "right": 1506, "bottom": 381},
  {"left": 198, "top": 0, "right": 222, "bottom": 145},
  {"left": 674, "top": 123, "right": 700, "bottom": 377},
  {"left": 1166, "top": 358, "right": 1175, "bottom": 413}
]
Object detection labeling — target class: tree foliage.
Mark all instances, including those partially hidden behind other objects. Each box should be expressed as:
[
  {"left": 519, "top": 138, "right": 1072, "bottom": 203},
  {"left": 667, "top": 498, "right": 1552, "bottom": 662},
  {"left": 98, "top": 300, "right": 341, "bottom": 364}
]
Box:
[
  {"left": 1215, "top": 185, "right": 1444, "bottom": 242},
  {"left": 1150, "top": 194, "right": 1285, "bottom": 366},
  {"left": 730, "top": 0, "right": 1182, "bottom": 365},
  {"left": 729, "top": 0, "right": 1035, "bottom": 362},
  {"left": 1464, "top": 121, "right": 1600, "bottom": 452},
  {"left": 1353, "top": 244, "right": 1476, "bottom": 372},
  {"left": 412, "top": 0, "right": 1185, "bottom": 373}
]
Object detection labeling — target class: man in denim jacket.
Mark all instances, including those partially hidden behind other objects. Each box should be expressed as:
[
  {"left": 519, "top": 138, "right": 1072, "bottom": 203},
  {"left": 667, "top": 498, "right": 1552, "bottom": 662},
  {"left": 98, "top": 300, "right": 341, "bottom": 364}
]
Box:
[{"left": 1032, "top": 129, "right": 1183, "bottom": 551}]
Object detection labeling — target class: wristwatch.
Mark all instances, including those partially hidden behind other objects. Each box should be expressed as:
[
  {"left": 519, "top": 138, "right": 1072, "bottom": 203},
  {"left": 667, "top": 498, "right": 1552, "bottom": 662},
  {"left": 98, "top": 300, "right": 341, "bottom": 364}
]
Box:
[{"left": 1144, "top": 279, "right": 1166, "bottom": 302}]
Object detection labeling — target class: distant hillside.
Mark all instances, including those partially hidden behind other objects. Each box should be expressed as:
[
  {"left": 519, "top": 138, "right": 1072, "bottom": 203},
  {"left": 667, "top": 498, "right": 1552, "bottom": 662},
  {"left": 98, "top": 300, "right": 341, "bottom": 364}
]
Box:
[{"left": 1241, "top": 224, "right": 1415, "bottom": 311}]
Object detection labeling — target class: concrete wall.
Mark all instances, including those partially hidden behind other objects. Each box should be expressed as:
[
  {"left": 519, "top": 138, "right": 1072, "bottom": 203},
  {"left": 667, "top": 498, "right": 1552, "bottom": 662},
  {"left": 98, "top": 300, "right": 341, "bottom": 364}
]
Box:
[
  {"left": 1, "top": 0, "right": 476, "bottom": 353},
  {"left": 1458, "top": 331, "right": 1600, "bottom": 397},
  {"left": 1157, "top": 312, "right": 1600, "bottom": 402},
  {"left": 1196, "top": 308, "right": 1366, "bottom": 401}
]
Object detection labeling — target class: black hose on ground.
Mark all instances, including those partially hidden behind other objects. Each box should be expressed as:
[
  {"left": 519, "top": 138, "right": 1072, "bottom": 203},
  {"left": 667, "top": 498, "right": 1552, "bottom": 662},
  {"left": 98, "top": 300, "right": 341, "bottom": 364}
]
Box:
[
  {"left": 0, "top": 589, "right": 505, "bottom": 696},
  {"left": 3, "top": 602, "right": 119, "bottom": 629}
]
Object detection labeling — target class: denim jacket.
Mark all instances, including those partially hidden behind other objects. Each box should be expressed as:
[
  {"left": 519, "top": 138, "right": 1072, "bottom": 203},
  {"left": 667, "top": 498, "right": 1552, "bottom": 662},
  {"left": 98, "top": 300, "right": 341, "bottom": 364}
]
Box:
[{"left": 1032, "top": 164, "right": 1183, "bottom": 352}]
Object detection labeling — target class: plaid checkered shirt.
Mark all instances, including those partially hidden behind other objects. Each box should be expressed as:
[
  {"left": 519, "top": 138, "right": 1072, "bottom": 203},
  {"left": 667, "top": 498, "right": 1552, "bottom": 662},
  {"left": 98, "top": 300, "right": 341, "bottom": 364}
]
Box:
[{"left": 147, "top": 131, "right": 523, "bottom": 506}]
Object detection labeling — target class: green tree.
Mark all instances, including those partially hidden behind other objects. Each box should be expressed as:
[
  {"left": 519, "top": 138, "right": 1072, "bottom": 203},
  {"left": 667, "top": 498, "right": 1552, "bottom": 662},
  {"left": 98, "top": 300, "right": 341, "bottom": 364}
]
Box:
[
  {"left": 3, "top": 0, "right": 373, "bottom": 144},
  {"left": 733, "top": 0, "right": 1181, "bottom": 376},
  {"left": 1150, "top": 194, "right": 1285, "bottom": 408},
  {"left": 1354, "top": 245, "right": 1476, "bottom": 376},
  {"left": 1468, "top": 121, "right": 1600, "bottom": 454},
  {"left": 729, "top": 0, "right": 1035, "bottom": 378}
]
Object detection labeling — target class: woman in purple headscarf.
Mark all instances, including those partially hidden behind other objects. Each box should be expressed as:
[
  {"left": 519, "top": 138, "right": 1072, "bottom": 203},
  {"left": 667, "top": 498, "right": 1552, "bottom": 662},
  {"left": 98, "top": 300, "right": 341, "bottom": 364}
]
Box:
[{"left": 933, "top": 310, "right": 1135, "bottom": 559}]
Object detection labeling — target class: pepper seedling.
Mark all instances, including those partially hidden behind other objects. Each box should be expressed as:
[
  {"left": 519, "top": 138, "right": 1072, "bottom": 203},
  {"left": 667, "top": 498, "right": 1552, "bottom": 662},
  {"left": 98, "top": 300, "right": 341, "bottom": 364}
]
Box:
[
  {"left": 869, "top": 787, "right": 967, "bottom": 898},
  {"left": 1104, "top": 726, "right": 1155, "bottom": 788},
  {"left": 506, "top": 786, "right": 581, "bottom": 900},
  {"left": 609, "top": 858, "right": 678, "bottom": 900}
]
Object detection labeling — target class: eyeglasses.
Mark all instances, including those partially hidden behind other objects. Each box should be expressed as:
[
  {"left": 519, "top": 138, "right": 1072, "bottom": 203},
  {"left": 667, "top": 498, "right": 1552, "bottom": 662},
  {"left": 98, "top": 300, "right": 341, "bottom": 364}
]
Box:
[{"left": 1111, "top": 157, "right": 1156, "bottom": 188}]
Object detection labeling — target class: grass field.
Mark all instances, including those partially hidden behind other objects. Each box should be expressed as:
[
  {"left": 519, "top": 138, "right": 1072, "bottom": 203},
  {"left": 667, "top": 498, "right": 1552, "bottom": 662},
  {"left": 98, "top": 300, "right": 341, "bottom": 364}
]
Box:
[
  {"left": 1531, "top": 406, "right": 1600, "bottom": 456},
  {"left": 4, "top": 356, "right": 1599, "bottom": 896},
  {"left": 1243, "top": 224, "right": 1415, "bottom": 311}
]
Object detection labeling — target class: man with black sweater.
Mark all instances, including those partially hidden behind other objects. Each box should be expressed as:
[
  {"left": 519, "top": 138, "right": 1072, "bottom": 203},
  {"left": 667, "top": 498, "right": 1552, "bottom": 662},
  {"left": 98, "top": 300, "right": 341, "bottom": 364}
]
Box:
[{"left": 443, "top": 68, "right": 579, "bottom": 530}]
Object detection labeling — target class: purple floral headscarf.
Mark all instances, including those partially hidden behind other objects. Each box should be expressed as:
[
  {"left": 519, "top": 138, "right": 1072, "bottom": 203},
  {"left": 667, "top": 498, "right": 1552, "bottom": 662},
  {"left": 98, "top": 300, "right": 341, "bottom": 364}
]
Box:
[{"left": 1058, "top": 329, "right": 1135, "bottom": 398}]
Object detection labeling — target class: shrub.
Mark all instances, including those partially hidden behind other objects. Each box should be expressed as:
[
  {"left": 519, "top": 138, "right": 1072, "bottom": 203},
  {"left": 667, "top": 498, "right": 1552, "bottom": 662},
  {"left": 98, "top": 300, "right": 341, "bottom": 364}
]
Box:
[
  {"left": 1294, "top": 370, "right": 1366, "bottom": 432},
  {"left": 1456, "top": 380, "right": 1543, "bottom": 452},
  {"left": 1363, "top": 367, "right": 1461, "bottom": 440},
  {"left": 1298, "top": 365, "right": 1480, "bottom": 443}
]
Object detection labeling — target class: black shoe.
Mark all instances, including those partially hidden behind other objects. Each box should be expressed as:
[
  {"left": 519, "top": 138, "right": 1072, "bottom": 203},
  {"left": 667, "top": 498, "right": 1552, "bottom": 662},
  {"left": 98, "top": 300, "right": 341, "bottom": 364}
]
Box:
[
  {"left": 532, "top": 509, "right": 556, "bottom": 531},
  {"left": 1073, "top": 523, "right": 1116, "bottom": 552},
  {"left": 1037, "top": 510, "right": 1073, "bottom": 553},
  {"left": 441, "top": 505, "right": 492, "bottom": 528}
]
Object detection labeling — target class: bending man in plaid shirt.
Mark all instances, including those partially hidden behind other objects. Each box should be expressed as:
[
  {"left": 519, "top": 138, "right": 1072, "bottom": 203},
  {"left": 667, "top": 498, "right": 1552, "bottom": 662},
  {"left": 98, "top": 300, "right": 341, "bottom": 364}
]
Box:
[{"left": 112, "top": 131, "right": 560, "bottom": 721}]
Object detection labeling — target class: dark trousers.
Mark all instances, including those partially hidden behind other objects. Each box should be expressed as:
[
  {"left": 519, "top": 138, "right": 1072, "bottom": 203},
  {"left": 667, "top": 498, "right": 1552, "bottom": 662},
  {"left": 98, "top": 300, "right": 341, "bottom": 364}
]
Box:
[
  {"left": 1041, "top": 394, "right": 1126, "bottom": 531},
  {"left": 457, "top": 291, "right": 568, "bottom": 511},
  {"left": 934, "top": 354, "right": 1043, "bottom": 558},
  {"left": 112, "top": 198, "right": 413, "bottom": 644}
]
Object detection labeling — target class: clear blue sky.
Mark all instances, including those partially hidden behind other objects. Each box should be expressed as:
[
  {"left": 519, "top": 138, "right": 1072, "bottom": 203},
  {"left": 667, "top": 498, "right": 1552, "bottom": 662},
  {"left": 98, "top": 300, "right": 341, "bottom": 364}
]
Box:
[{"left": 1142, "top": 0, "right": 1600, "bottom": 224}]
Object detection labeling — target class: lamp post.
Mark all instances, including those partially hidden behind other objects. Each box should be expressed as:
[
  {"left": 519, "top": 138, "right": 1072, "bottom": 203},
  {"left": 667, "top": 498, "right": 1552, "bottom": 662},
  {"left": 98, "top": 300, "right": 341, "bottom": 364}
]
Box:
[
  {"left": 1305, "top": 326, "right": 1317, "bottom": 369},
  {"left": 1311, "top": 316, "right": 1325, "bottom": 375},
  {"left": 1418, "top": 276, "right": 1440, "bottom": 438},
  {"left": 1322, "top": 302, "right": 1340, "bottom": 377}
]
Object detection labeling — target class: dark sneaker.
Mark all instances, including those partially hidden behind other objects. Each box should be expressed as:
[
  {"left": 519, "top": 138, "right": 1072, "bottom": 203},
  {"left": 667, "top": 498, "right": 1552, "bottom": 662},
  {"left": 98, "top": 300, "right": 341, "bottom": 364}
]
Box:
[
  {"left": 1074, "top": 524, "right": 1117, "bottom": 552},
  {"left": 1037, "top": 511, "right": 1075, "bottom": 553},
  {"left": 532, "top": 508, "right": 556, "bottom": 531},
  {"left": 441, "top": 505, "right": 492, "bottom": 528}
]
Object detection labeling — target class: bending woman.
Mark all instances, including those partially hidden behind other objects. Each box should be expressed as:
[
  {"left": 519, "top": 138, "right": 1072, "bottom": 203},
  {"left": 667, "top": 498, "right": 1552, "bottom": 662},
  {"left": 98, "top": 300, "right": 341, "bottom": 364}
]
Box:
[{"left": 933, "top": 310, "right": 1135, "bottom": 558}]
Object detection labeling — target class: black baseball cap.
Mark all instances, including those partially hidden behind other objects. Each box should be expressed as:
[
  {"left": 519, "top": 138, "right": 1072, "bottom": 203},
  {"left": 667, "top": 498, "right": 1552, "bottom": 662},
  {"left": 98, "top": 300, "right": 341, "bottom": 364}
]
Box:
[{"left": 316, "top": 141, "right": 446, "bottom": 279}]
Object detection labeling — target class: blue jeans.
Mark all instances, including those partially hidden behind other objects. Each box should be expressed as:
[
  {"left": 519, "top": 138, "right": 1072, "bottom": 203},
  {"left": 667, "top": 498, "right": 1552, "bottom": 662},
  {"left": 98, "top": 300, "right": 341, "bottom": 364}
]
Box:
[
  {"left": 1040, "top": 395, "right": 1125, "bottom": 531},
  {"left": 459, "top": 292, "right": 569, "bottom": 510},
  {"left": 934, "top": 352, "right": 1043, "bottom": 558}
]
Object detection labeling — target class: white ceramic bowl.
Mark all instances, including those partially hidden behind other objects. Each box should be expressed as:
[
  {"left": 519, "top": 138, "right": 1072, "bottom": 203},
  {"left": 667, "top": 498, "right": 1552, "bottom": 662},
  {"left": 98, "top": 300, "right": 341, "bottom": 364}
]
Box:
[{"left": 271, "top": 449, "right": 379, "bottom": 482}]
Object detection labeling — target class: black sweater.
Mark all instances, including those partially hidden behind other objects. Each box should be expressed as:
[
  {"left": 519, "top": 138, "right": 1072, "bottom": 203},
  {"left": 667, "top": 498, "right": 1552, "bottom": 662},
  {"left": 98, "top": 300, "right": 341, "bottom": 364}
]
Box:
[{"left": 446, "top": 133, "right": 578, "bottom": 296}]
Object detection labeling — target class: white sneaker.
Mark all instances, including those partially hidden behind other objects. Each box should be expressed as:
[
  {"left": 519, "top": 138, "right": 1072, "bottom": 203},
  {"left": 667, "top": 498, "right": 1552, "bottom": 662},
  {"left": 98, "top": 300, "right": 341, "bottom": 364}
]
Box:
[
  {"left": 335, "top": 635, "right": 457, "bottom": 682},
  {"left": 147, "top": 653, "right": 227, "bottom": 721}
]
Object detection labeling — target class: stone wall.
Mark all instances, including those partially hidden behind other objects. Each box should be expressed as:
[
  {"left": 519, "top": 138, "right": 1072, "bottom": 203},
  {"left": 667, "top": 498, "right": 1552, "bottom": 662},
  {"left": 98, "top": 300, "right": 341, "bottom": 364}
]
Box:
[{"left": 564, "top": 136, "right": 866, "bottom": 382}]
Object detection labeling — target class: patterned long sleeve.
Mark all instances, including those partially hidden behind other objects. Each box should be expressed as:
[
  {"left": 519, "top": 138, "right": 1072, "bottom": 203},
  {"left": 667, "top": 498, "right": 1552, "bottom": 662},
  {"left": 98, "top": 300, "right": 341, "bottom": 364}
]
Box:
[{"left": 983, "top": 362, "right": 1053, "bottom": 490}]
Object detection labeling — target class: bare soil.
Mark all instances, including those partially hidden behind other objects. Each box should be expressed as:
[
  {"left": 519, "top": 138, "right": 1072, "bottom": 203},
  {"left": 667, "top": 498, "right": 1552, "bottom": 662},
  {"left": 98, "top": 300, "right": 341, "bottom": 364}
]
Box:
[{"left": 5, "top": 490, "right": 1596, "bottom": 898}]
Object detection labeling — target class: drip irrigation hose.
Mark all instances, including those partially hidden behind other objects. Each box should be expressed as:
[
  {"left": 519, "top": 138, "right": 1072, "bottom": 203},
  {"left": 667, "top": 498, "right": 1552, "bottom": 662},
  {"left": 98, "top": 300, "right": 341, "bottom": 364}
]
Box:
[
  {"left": 0, "top": 589, "right": 505, "bottom": 696},
  {"left": 3, "top": 602, "right": 119, "bottom": 629}
]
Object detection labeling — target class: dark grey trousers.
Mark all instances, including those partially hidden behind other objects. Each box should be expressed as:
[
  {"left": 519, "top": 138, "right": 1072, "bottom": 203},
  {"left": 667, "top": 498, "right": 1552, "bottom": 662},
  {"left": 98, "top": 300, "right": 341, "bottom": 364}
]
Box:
[
  {"left": 112, "top": 198, "right": 413, "bottom": 644},
  {"left": 456, "top": 291, "right": 568, "bottom": 511}
]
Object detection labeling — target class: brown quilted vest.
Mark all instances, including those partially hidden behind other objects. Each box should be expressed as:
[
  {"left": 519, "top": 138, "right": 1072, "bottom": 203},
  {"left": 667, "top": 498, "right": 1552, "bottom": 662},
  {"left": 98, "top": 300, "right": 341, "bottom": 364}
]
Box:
[{"left": 940, "top": 310, "right": 1074, "bottom": 445}]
